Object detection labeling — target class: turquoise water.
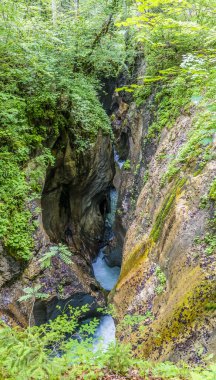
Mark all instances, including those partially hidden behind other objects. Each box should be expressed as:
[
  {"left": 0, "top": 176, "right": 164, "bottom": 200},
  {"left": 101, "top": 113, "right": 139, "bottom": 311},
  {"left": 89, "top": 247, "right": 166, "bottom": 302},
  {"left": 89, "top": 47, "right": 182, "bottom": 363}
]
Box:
[
  {"left": 92, "top": 188, "right": 120, "bottom": 291},
  {"left": 92, "top": 187, "right": 121, "bottom": 349},
  {"left": 92, "top": 249, "right": 120, "bottom": 291}
]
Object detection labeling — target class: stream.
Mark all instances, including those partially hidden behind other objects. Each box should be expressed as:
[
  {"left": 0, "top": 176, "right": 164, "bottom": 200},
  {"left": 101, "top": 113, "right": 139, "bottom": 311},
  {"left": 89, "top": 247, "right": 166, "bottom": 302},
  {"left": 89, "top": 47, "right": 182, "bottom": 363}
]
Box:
[
  {"left": 92, "top": 189, "right": 120, "bottom": 291},
  {"left": 92, "top": 153, "right": 123, "bottom": 349}
]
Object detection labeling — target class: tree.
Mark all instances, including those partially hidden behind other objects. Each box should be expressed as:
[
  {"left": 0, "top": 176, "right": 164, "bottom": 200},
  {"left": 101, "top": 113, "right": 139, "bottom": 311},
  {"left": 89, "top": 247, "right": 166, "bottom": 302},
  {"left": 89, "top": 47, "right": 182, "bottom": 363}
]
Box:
[
  {"left": 0, "top": 0, "right": 127, "bottom": 261},
  {"left": 51, "top": 0, "right": 57, "bottom": 24},
  {"left": 74, "top": 0, "right": 79, "bottom": 16}
]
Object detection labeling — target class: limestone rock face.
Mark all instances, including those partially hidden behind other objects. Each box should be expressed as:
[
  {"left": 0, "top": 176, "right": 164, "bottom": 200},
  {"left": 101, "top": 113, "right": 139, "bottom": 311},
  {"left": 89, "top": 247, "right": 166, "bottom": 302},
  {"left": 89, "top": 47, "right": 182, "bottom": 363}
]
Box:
[
  {"left": 0, "top": 199, "right": 105, "bottom": 327},
  {"left": 42, "top": 130, "right": 114, "bottom": 259},
  {"left": 0, "top": 131, "right": 113, "bottom": 326},
  {"left": 0, "top": 243, "right": 22, "bottom": 288},
  {"left": 111, "top": 96, "right": 216, "bottom": 362}
]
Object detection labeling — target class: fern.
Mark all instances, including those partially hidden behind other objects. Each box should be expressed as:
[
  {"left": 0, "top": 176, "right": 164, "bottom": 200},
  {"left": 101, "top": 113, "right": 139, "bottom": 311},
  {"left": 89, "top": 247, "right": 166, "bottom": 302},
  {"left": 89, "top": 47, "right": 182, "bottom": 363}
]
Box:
[
  {"left": 0, "top": 313, "right": 215, "bottom": 380},
  {"left": 39, "top": 244, "right": 73, "bottom": 269},
  {"left": 58, "top": 244, "right": 73, "bottom": 265},
  {"left": 19, "top": 285, "right": 48, "bottom": 328},
  {"left": 38, "top": 250, "right": 56, "bottom": 269}
]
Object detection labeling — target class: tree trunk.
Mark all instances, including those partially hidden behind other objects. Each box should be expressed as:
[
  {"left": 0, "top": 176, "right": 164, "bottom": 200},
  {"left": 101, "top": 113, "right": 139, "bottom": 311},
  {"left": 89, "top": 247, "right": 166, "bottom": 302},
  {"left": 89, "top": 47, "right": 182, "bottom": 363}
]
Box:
[
  {"left": 51, "top": 0, "right": 57, "bottom": 24},
  {"left": 74, "top": 0, "right": 79, "bottom": 16}
]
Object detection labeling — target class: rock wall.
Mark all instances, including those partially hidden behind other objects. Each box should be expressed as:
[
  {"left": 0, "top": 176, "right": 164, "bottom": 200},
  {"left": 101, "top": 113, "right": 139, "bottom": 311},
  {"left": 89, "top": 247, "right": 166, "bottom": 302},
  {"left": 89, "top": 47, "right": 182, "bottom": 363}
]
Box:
[
  {"left": 42, "top": 130, "right": 114, "bottom": 259},
  {"left": 111, "top": 91, "right": 216, "bottom": 362},
  {"left": 0, "top": 130, "right": 114, "bottom": 327}
]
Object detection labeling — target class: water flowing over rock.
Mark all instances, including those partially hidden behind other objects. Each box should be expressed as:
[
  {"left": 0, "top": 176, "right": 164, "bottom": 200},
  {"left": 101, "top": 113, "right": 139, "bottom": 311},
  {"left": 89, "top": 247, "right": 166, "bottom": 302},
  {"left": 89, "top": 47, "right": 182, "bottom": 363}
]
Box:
[
  {"left": 0, "top": 64, "right": 215, "bottom": 364},
  {"left": 93, "top": 315, "right": 116, "bottom": 351},
  {"left": 93, "top": 250, "right": 120, "bottom": 291}
]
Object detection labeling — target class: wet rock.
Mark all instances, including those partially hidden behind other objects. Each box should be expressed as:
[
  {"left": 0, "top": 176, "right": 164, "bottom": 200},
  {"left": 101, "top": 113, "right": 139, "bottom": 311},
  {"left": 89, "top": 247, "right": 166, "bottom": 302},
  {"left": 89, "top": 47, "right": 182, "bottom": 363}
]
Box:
[
  {"left": 0, "top": 129, "right": 113, "bottom": 326},
  {"left": 0, "top": 243, "right": 22, "bottom": 288},
  {"left": 34, "top": 292, "right": 101, "bottom": 325},
  {"left": 104, "top": 237, "right": 122, "bottom": 267},
  {"left": 42, "top": 131, "right": 114, "bottom": 258}
]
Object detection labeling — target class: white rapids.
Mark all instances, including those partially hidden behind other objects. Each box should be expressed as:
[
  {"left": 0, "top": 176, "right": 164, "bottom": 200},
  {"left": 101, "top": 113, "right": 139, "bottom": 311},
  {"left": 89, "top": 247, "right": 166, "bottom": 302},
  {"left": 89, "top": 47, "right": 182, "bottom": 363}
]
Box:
[
  {"left": 93, "top": 315, "right": 116, "bottom": 351},
  {"left": 114, "top": 149, "right": 125, "bottom": 169},
  {"left": 92, "top": 188, "right": 120, "bottom": 291},
  {"left": 92, "top": 249, "right": 120, "bottom": 291},
  {"left": 91, "top": 186, "right": 121, "bottom": 350}
]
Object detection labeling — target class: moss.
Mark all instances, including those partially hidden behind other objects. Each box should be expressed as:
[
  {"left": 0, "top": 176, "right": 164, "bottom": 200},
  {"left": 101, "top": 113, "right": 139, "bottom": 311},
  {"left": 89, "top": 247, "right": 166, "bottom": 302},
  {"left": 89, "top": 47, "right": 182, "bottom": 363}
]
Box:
[
  {"left": 155, "top": 266, "right": 166, "bottom": 295},
  {"left": 117, "top": 239, "right": 154, "bottom": 286},
  {"left": 150, "top": 178, "right": 186, "bottom": 242},
  {"left": 117, "top": 178, "right": 186, "bottom": 288},
  {"left": 138, "top": 272, "right": 216, "bottom": 359},
  {"left": 209, "top": 178, "right": 216, "bottom": 201},
  {"left": 123, "top": 159, "right": 131, "bottom": 170},
  {"left": 162, "top": 75, "right": 216, "bottom": 186},
  {"left": 205, "top": 302, "right": 216, "bottom": 311}
]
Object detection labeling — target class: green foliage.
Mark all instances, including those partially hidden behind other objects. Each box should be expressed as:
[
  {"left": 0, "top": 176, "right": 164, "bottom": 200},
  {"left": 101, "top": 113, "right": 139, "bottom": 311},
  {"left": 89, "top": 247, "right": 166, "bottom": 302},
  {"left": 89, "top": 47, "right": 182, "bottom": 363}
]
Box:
[
  {"left": 0, "top": 305, "right": 99, "bottom": 380},
  {"left": 119, "top": 311, "right": 154, "bottom": 329},
  {"left": 199, "top": 179, "right": 216, "bottom": 240},
  {"left": 18, "top": 285, "right": 49, "bottom": 303},
  {"left": 146, "top": 76, "right": 192, "bottom": 140},
  {"left": 39, "top": 244, "right": 73, "bottom": 269},
  {"left": 123, "top": 159, "right": 131, "bottom": 170},
  {"left": 116, "top": 0, "right": 216, "bottom": 194},
  {"left": 19, "top": 285, "right": 49, "bottom": 328},
  {"left": 155, "top": 265, "right": 167, "bottom": 294},
  {"left": 199, "top": 195, "right": 209, "bottom": 209},
  {"left": 209, "top": 178, "right": 216, "bottom": 201},
  {"left": 39, "top": 250, "right": 56, "bottom": 269},
  {"left": 104, "top": 342, "right": 133, "bottom": 375},
  {"left": 194, "top": 178, "right": 216, "bottom": 257},
  {"left": 0, "top": 305, "right": 215, "bottom": 380},
  {"left": 143, "top": 170, "right": 149, "bottom": 185},
  {"left": 194, "top": 233, "right": 216, "bottom": 256},
  {"left": 0, "top": 0, "right": 128, "bottom": 261},
  {"left": 134, "top": 163, "right": 140, "bottom": 175},
  {"left": 162, "top": 78, "right": 216, "bottom": 184},
  {"left": 203, "top": 233, "right": 216, "bottom": 256}
]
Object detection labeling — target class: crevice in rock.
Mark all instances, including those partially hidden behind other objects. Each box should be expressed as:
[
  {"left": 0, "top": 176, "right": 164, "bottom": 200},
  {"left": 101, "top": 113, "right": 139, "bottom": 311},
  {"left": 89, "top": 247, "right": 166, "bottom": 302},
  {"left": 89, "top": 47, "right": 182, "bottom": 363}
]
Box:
[
  {"left": 41, "top": 130, "right": 115, "bottom": 259},
  {"left": 34, "top": 83, "right": 128, "bottom": 328},
  {"left": 34, "top": 293, "right": 101, "bottom": 326}
]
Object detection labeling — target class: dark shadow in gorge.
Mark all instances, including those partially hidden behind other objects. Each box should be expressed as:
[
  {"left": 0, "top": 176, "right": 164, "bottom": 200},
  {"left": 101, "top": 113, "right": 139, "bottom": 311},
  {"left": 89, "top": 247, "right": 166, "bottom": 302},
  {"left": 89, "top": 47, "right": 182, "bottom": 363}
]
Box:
[
  {"left": 34, "top": 293, "right": 102, "bottom": 326},
  {"left": 41, "top": 130, "right": 115, "bottom": 260},
  {"left": 37, "top": 80, "right": 126, "bottom": 326}
]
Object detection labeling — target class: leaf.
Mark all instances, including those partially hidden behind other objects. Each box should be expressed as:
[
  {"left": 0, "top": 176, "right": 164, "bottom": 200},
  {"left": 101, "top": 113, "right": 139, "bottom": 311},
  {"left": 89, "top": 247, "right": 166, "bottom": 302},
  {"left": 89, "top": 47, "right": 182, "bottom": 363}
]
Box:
[
  {"left": 36, "top": 293, "right": 49, "bottom": 299},
  {"left": 33, "top": 285, "right": 42, "bottom": 292},
  {"left": 200, "top": 137, "right": 213, "bottom": 146},
  {"left": 18, "top": 294, "right": 32, "bottom": 302},
  {"left": 39, "top": 250, "right": 56, "bottom": 269}
]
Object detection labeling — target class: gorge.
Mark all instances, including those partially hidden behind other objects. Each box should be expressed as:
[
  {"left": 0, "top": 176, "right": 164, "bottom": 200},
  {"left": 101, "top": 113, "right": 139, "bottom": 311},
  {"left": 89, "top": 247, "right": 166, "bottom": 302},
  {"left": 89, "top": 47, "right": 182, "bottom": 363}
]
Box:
[{"left": 0, "top": 1, "right": 215, "bottom": 379}]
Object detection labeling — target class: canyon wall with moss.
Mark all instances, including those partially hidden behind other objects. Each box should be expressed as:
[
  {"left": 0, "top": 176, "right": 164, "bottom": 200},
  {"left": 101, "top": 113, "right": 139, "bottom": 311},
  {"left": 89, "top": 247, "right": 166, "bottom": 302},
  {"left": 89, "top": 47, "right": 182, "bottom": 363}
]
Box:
[
  {"left": 111, "top": 86, "right": 216, "bottom": 362},
  {"left": 0, "top": 130, "right": 114, "bottom": 326}
]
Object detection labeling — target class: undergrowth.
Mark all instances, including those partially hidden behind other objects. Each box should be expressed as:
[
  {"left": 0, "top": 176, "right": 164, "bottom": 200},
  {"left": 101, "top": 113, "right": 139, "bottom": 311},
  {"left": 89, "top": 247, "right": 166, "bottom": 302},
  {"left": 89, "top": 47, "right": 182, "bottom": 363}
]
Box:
[
  {"left": 0, "top": 306, "right": 215, "bottom": 380},
  {"left": 0, "top": 0, "right": 124, "bottom": 261}
]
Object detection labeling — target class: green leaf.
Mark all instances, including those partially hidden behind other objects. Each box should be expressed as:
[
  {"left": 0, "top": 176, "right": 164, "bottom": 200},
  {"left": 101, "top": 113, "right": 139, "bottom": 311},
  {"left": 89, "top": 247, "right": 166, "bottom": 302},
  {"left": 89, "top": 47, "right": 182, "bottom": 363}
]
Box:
[{"left": 200, "top": 137, "right": 213, "bottom": 146}]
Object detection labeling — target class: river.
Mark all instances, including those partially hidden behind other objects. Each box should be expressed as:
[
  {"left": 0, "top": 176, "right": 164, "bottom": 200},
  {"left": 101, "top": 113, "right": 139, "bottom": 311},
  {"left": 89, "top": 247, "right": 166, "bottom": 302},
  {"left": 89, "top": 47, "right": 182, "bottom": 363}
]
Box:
[{"left": 92, "top": 153, "right": 124, "bottom": 349}]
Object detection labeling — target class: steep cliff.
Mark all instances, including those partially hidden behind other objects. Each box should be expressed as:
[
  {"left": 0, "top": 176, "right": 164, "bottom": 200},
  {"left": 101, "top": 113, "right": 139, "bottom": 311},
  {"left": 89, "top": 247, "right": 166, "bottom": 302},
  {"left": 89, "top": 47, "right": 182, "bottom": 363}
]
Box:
[
  {"left": 111, "top": 77, "right": 216, "bottom": 362},
  {"left": 0, "top": 130, "right": 114, "bottom": 326}
]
